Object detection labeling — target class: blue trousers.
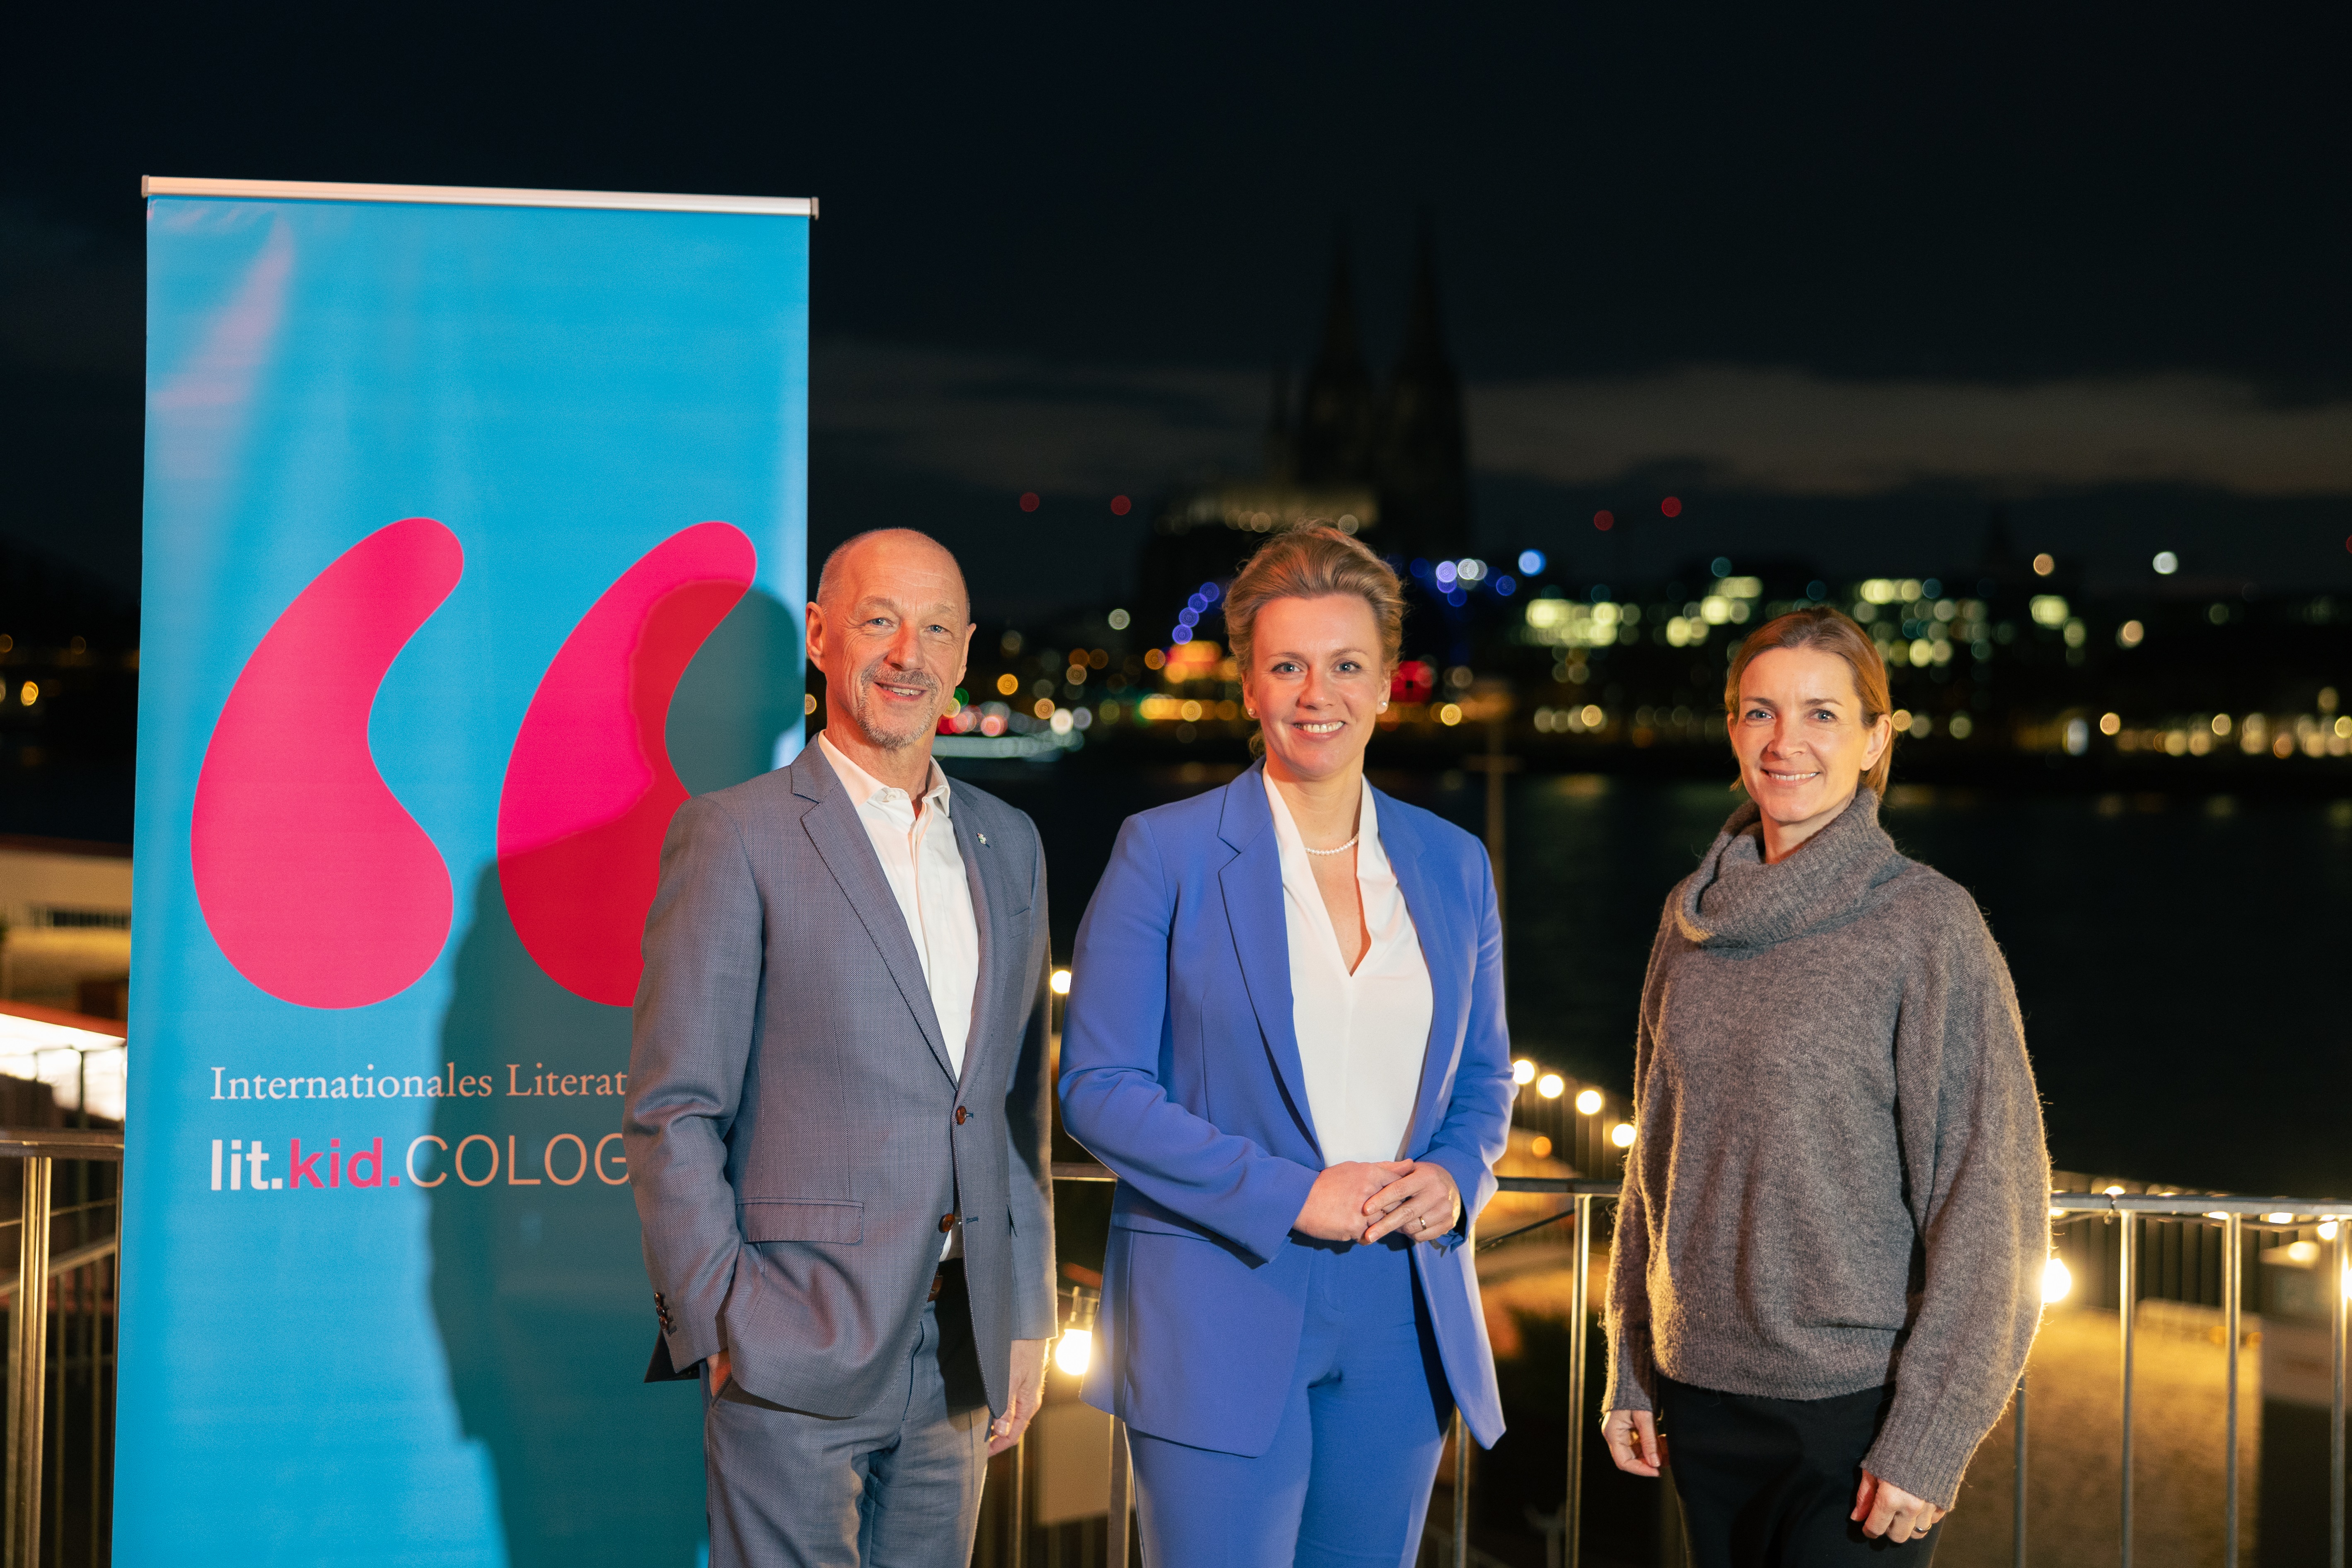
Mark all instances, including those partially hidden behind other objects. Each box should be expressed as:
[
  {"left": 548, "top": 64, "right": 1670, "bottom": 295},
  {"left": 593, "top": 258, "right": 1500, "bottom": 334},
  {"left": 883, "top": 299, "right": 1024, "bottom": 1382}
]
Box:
[{"left": 1128, "top": 1236, "right": 1455, "bottom": 1568}]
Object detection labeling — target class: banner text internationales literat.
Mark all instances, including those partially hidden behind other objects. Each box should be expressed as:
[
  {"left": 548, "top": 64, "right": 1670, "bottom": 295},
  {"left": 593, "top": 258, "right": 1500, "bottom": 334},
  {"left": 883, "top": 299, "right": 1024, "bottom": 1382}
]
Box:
[{"left": 203, "top": 1062, "right": 631, "bottom": 1193}]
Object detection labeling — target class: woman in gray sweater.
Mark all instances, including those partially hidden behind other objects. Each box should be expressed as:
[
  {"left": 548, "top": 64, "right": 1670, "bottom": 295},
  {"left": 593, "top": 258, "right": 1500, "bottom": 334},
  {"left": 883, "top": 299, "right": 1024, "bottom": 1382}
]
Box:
[{"left": 1601, "top": 607, "right": 2049, "bottom": 1564}]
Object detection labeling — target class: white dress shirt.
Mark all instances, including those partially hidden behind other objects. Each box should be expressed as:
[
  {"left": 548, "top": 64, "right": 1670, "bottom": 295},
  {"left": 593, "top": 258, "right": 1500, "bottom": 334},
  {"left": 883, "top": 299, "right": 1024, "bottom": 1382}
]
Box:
[
  {"left": 1264, "top": 773, "right": 1435, "bottom": 1166},
  {"left": 820, "top": 733, "right": 982, "bottom": 1258}
]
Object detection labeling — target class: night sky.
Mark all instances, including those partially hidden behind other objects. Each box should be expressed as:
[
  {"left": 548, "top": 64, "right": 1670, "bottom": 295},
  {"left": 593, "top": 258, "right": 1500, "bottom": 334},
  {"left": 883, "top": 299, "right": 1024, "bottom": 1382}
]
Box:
[{"left": 8, "top": 3, "right": 2352, "bottom": 616}]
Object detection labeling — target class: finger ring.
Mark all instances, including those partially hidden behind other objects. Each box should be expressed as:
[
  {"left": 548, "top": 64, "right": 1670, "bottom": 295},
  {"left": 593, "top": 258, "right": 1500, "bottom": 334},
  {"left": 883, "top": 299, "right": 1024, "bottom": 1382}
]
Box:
[{"left": 1412, "top": 1215, "right": 1424, "bottom": 1230}]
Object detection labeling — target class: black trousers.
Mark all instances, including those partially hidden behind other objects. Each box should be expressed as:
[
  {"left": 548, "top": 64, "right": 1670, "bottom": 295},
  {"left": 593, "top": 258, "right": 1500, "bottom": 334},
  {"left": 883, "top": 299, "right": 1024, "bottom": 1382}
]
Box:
[{"left": 1658, "top": 1375, "right": 1942, "bottom": 1567}]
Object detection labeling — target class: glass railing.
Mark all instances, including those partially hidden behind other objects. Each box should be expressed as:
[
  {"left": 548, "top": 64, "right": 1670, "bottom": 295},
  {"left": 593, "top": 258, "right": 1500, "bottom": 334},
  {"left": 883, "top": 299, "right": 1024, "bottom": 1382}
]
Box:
[
  {"left": 22, "top": 1135, "right": 2343, "bottom": 1568},
  {"left": 1019, "top": 1167, "right": 2352, "bottom": 1568},
  {"left": 0, "top": 1126, "right": 122, "bottom": 1568}
]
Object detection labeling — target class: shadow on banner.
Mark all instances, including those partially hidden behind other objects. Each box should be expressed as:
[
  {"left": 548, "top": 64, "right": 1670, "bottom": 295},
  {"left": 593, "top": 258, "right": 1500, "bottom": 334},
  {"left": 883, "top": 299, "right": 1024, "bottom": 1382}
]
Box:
[{"left": 428, "top": 590, "right": 800, "bottom": 1564}]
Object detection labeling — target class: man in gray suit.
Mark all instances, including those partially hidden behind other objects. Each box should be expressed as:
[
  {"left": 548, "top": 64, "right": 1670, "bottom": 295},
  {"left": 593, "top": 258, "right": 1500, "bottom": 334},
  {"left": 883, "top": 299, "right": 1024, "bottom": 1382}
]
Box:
[{"left": 626, "top": 528, "right": 1055, "bottom": 1566}]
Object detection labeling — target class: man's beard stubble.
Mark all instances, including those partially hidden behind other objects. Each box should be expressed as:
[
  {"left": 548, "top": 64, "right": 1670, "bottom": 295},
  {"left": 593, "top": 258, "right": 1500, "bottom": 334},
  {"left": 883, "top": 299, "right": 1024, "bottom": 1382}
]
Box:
[{"left": 844, "top": 655, "right": 939, "bottom": 751}]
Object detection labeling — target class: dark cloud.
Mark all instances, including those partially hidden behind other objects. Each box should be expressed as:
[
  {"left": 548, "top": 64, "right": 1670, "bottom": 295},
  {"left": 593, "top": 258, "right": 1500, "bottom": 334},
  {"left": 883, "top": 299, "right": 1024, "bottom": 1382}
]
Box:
[
  {"left": 0, "top": 208, "right": 142, "bottom": 377},
  {"left": 813, "top": 342, "right": 1262, "bottom": 497},
  {"left": 1471, "top": 369, "right": 2352, "bottom": 498},
  {"left": 819, "top": 342, "right": 2352, "bottom": 501}
]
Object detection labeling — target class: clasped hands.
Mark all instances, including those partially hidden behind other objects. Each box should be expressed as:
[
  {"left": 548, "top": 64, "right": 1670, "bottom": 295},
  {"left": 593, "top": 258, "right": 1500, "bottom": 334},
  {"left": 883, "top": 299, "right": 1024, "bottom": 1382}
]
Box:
[
  {"left": 1293, "top": 1159, "right": 1461, "bottom": 1244},
  {"left": 1600, "top": 1411, "right": 1946, "bottom": 1544}
]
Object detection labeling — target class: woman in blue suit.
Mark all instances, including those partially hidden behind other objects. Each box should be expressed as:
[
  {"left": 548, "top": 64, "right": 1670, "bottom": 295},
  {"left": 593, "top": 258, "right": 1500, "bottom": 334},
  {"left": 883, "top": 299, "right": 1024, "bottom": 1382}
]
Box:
[{"left": 1059, "top": 525, "right": 1516, "bottom": 1566}]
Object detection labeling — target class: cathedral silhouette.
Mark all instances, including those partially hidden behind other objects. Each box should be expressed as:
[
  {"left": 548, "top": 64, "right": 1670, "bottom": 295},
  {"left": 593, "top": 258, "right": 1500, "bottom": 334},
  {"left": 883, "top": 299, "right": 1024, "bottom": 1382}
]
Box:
[{"left": 1136, "top": 227, "right": 1472, "bottom": 649}]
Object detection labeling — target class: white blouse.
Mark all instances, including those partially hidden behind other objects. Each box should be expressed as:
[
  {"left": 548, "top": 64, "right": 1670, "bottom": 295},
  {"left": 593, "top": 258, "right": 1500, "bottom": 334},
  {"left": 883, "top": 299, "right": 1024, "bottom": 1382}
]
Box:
[{"left": 1264, "top": 773, "right": 1436, "bottom": 1166}]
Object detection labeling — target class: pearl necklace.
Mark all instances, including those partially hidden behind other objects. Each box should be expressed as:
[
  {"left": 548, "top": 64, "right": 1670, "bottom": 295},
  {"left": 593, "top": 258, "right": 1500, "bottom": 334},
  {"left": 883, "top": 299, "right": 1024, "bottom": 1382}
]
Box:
[{"left": 1302, "top": 835, "right": 1360, "bottom": 856}]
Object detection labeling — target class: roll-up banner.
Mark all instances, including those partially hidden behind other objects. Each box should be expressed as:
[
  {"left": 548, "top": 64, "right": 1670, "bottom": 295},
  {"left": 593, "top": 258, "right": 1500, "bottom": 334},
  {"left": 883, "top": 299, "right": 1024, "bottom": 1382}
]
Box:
[{"left": 127, "top": 177, "right": 812, "bottom": 1564}]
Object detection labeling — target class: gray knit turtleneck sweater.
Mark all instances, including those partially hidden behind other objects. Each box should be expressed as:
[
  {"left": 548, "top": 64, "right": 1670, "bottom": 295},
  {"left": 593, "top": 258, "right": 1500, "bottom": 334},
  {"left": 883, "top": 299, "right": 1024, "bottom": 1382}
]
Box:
[{"left": 1602, "top": 789, "right": 2048, "bottom": 1509}]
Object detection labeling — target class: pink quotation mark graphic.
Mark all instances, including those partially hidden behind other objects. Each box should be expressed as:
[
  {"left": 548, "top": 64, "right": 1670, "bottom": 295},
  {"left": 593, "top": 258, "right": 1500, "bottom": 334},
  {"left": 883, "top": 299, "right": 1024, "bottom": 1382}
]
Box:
[
  {"left": 497, "top": 523, "right": 757, "bottom": 1007},
  {"left": 192, "top": 518, "right": 465, "bottom": 1009}
]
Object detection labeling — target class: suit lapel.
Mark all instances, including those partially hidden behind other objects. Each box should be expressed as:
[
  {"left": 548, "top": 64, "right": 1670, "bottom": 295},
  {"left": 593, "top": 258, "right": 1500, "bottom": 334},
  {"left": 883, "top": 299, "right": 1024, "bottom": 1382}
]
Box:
[
  {"left": 791, "top": 748, "right": 959, "bottom": 1087},
  {"left": 949, "top": 797, "right": 1007, "bottom": 1092},
  {"left": 1217, "top": 765, "right": 1322, "bottom": 1157},
  {"left": 1378, "top": 790, "right": 1465, "bottom": 1155}
]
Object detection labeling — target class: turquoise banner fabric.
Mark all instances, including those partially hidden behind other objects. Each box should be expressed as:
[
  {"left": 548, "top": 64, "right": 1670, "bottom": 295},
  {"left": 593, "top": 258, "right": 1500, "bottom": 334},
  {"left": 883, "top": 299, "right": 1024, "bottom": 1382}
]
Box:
[{"left": 128, "top": 188, "right": 810, "bottom": 1564}]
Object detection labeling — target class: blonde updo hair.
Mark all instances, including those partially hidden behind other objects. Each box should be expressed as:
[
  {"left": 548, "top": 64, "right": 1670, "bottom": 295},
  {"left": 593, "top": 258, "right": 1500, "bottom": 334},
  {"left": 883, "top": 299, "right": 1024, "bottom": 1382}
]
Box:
[
  {"left": 1223, "top": 525, "right": 1407, "bottom": 751},
  {"left": 1724, "top": 606, "right": 1896, "bottom": 794}
]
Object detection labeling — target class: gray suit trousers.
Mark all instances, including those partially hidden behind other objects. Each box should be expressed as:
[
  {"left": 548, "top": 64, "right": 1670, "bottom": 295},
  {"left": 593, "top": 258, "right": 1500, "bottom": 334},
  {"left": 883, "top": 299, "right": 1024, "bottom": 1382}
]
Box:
[{"left": 705, "top": 1282, "right": 990, "bottom": 1568}]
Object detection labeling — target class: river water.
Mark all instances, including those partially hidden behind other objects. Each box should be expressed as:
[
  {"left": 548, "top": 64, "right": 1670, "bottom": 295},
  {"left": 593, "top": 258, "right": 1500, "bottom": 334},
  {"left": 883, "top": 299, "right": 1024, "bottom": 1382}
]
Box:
[{"left": 957, "top": 752, "right": 2352, "bottom": 1200}]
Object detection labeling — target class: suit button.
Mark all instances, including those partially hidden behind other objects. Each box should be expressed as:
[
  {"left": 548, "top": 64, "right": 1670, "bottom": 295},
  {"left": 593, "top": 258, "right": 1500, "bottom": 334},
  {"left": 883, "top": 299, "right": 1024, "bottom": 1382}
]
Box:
[
  {"left": 938, "top": 1213, "right": 957, "bottom": 1233},
  {"left": 955, "top": 1107, "right": 969, "bottom": 1125}
]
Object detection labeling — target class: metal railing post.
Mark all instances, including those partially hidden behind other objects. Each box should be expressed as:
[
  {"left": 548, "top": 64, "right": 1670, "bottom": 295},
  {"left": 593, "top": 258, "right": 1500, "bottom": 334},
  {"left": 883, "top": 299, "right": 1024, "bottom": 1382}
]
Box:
[
  {"left": 2120, "top": 1212, "right": 2136, "bottom": 1568},
  {"left": 1004, "top": 1431, "right": 1025, "bottom": 1568},
  {"left": 1566, "top": 1192, "right": 1592, "bottom": 1568},
  {"left": 2223, "top": 1213, "right": 2242, "bottom": 1568},
  {"left": 2333, "top": 1216, "right": 2347, "bottom": 1568},
  {"left": 2013, "top": 1374, "right": 2027, "bottom": 1568},
  {"left": 1452, "top": 1409, "right": 1470, "bottom": 1566},
  {"left": 90, "top": 1235, "right": 106, "bottom": 1565},
  {"left": 1107, "top": 1416, "right": 1131, "bottom": 1568},
  {"left": 6, "top": 1154, "right": 51, "bottom": 1568}
]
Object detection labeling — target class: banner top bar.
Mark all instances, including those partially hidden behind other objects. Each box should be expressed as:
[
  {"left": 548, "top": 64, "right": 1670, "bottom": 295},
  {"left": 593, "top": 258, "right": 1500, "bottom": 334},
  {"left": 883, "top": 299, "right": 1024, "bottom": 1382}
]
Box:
[{"left": 142, "top": 176, "right": 817, "bottom": 219}]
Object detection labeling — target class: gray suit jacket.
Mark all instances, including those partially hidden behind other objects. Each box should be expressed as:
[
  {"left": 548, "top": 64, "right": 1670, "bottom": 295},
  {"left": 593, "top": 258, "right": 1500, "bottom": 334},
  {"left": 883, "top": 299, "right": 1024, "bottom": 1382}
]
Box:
[{"left": 624, "top": 744, "right": 1056, "bottom": 1419}]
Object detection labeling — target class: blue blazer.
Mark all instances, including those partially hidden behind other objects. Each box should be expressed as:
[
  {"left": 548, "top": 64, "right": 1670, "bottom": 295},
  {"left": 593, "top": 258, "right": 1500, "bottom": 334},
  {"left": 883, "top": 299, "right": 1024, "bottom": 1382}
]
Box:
[{"left": 1058, "top": 762, "right": 1514, "bottom": 1455}]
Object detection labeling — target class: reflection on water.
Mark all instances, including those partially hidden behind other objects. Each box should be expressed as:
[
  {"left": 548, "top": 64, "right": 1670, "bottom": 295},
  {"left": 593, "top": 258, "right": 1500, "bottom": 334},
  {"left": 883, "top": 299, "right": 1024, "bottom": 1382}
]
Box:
[{"left": 963, "top": 756, "right": 2352, "bottom": 1198}]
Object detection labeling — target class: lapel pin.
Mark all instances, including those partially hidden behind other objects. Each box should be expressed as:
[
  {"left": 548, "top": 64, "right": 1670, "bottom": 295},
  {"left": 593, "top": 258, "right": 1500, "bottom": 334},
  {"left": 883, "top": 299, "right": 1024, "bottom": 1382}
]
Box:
[{"left": 977, "top": 832, "right": 989, "bottom": 846}]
